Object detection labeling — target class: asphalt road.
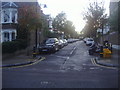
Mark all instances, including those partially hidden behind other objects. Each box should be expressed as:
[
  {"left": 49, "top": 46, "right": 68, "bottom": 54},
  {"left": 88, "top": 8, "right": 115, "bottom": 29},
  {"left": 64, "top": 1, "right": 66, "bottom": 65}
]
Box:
[{"left": 2, "top": 41, "right": 119, "bottom": 88}]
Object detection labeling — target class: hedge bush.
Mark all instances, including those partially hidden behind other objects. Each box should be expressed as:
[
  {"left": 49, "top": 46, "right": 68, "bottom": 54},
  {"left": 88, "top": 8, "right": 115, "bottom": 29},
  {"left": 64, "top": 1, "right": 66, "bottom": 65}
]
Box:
[{"left": 2, "top": 39, "right": 27, "bottom": 54}]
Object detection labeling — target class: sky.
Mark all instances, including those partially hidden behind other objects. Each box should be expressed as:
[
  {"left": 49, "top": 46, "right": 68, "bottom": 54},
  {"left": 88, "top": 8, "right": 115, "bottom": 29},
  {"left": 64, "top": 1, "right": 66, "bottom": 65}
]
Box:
[{"left": 38, "top": 0, "right": 110, "bottom": 32}]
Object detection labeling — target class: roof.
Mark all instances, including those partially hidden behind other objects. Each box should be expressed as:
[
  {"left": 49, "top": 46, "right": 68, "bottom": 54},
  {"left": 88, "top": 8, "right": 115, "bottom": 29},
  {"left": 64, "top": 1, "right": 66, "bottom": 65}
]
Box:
[
  {"left": 15, "top": 2, "right": 38, "bottom": 7},
  {"left": 2, "top": 2, "right": 18, "bottom": 8},
  {"left": 2, "top": 2, "right": 39, "bottom": 8}
]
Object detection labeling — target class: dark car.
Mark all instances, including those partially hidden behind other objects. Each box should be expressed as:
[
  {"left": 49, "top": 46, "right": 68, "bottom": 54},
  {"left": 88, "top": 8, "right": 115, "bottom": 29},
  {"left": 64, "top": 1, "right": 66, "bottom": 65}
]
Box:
[
  {"left": 39, "top": 38, "right": 59, "bottom": 53},
  {"left": 88, "top": 43, "right": 100, "bottom": 55}
]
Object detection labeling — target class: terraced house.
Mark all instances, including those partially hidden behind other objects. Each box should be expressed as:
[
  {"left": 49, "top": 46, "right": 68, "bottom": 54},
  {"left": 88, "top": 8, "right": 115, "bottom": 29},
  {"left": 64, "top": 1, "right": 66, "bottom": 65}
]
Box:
[
  {"left": 1, "top": 1, "right": 47, "bottom": 56},
  {"left": 1, "top": 1, "right": 45, "bottom": 46},
  {"left": 1, "top": 2, "right": 18, "bottom": 43}
]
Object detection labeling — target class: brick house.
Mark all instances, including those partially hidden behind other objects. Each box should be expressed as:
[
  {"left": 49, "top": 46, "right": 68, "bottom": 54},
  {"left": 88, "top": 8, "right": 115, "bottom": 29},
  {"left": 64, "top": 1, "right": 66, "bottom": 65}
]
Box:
[
  {"left": 1, "top": 2, "right": 18, "bottom": 43},
  {"left": 1, "top": 1, "right": 46, "bottom": 47},
  {"left": 108, "top": 1, "right": 119, "bottom": 45}
]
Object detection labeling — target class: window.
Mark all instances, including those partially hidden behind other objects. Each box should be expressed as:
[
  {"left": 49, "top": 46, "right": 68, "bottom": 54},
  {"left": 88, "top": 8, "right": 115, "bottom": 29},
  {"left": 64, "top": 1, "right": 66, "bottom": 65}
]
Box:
[
  {"left": 3, "top": 10, "right": 10, "bottom": 23},
  {"left": 12, "top": 10, "right": 17, "bottom": 23},
  {"left": 12, "top": 32, "right": 15, "bottom": 40},
  {"left": 4, "top": 32, "right": 9, "bottom": 42},
  {"left": 2, "top": 9, "right": 18, "bottom": 23}
]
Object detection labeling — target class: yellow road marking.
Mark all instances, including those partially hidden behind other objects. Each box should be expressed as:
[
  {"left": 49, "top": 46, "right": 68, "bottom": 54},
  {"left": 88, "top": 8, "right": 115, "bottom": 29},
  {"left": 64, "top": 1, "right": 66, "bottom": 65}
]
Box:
[
  {"left": 1, "top": 57, "right": 46, "bottom": 69},
  {"left": 91, "top": 58, "right": 117, "bottom": 69}
]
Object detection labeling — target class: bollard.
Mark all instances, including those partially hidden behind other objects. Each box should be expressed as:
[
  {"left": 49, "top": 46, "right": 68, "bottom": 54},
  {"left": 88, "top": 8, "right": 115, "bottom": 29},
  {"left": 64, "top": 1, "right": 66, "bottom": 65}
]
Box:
[
  {"left": 32, "top": 53, "right": 36, "bottom": 58},
  {"left": 32, "top": 46, "right": 37, "bottom": 58},
  {"left": 99, "top": 46, "right": 103, "bottom": 57}
]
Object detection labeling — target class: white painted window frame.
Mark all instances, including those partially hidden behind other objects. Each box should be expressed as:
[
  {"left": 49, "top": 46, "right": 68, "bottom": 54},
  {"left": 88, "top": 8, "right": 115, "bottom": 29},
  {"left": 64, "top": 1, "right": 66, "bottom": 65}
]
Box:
[
  {"left": 1, "top": 8, "right": 18, "bottom": 24},
  {"left": 1, "top": 29, "right": 17, "bottom": 43}
]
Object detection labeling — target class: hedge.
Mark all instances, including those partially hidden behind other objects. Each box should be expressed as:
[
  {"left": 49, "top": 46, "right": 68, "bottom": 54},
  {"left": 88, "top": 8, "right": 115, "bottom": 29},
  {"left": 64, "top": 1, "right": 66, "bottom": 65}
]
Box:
[{"left": 2, "top": 39, "right": 27, "bottom": 54}]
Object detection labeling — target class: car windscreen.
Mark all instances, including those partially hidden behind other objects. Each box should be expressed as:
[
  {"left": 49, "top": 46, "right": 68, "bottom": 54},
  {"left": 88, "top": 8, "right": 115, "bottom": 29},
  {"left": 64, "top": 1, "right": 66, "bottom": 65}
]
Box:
[
  {"left": 45, "top": 39, "right": 55, "bottom": 44},
  {"left": 60, "top": 40, "right": 63, "bottom": 43},
  {"left": 63, "top": 39, "right": 66, "bottom": 42},
  {"left": 88, "top": 39, "right": 93, "bottom": 41}
]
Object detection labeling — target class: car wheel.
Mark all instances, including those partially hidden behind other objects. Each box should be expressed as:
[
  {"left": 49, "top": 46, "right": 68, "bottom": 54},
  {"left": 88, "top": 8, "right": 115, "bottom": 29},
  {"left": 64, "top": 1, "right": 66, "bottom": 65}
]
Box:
[
  {"left": 55, "top": 46, "right": 59, "bottom": 51},
  {"left": 53, "top": 46, "right": 58, "bottom": 52}
]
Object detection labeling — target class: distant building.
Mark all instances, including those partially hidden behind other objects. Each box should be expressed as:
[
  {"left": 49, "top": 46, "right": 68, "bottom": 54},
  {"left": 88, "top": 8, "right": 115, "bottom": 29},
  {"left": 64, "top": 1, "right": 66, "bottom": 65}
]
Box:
[
  {"left": 107, "top": 0, "right": 119, "bottom": 45},
  {"left": 97, "top": 24, "right": 110, "bottom": 35},
  {"left": 45, "top": 15, "right": 53, "bottom": 32},
  {"left": 109, "top": 1, "right": 118, "bottom": 16},
  {"left": 109, "top": 0, "right": 118, "bottom": 32}
]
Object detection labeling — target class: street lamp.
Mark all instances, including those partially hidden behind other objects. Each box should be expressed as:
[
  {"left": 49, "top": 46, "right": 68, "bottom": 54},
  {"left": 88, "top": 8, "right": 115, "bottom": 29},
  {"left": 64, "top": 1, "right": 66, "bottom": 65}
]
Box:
[{"left": 40, "top": 4, "right": 47, "bottom": 8}]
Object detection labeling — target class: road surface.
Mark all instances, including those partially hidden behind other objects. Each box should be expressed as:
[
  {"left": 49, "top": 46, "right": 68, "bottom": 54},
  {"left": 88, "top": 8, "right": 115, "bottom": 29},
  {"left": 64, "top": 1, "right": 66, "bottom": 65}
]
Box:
[{"left": 2, "top": 41, "right": 118, "bottom": 88}]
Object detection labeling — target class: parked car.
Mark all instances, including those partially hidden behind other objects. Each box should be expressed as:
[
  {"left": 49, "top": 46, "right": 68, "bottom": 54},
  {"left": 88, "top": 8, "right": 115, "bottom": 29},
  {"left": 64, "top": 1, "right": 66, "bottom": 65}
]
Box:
[
  {"left": 67, "top": 38, "right": 79, "bottom": 43},
  {"left": 58, "top": 39, "right": 64, "bottom": 49},
  {"left": 88, "top": 43, "right": 100, "bottom": 55},
  {"left": 62, "top": 39, "right": 68, "bottom": 46},
  {"left": 86, "top": 38, "right": 94, "bottom": 46},
  {"left": 83, "top": 38, "right": 89, "bottom": 43},
  {"left": 67, "top": 39, "right": 73, "bottom": 43},
  {"left": 38, "top": 38, "right": 59, "bottom": 53}
]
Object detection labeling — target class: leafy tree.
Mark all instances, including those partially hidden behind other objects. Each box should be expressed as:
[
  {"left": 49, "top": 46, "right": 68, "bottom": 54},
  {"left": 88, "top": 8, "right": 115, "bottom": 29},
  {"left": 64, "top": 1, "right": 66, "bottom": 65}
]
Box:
[
  {"left": 83, "top": 1, "right": 107, "bottom": 38},
  {"left": 17, "top": 3, "right": 42, "bottom": 55},
  {"left": 52, "top": 12, "right": 67, "bottom": 32},
  {"left": 17, "top": 4, "right": 42, "bottom": 44},
  {"left": 52, "top": 12, "right": 78, "bottom": 39},
  {"left": 18, "top": 5, "right": 42, "bottom": 30},
  {"left": 63, "top": 20, "right": 76, "bottom": 38}
]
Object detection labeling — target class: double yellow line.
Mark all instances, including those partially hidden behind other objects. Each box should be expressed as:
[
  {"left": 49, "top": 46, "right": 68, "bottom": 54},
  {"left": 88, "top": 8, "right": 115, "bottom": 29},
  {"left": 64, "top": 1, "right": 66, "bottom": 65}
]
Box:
[
  {"left": 91, "top": 58, "right": 117, "bottom": 69},
  {"left": 1, "top": 57, "right": 46, "bottom": 69}
]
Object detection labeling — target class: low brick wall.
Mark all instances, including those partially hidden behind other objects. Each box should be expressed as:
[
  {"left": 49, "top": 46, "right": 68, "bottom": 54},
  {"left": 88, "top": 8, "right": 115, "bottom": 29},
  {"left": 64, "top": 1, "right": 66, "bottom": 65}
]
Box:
[
  {"left": 112, "top": 48, "right": 119, "bottom": 55},
  {"left": 98, "top": 31, "right": 119, "bottom": 45},
  {"left": 108, "top": 32, "right": 119, "bottom": 45}
]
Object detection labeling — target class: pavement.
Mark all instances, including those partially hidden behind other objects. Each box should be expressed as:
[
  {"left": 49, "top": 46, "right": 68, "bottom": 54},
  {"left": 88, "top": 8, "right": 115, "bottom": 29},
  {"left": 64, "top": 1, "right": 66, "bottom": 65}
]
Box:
[
  {"left": 112, "top": 45, "right": 120, "bottom": 50},
  {"left": 1, "top": 54, "right": 42, "bottom": 68},
  {"left": 94, "top": 47, "right": 119, "bottom": 68}
]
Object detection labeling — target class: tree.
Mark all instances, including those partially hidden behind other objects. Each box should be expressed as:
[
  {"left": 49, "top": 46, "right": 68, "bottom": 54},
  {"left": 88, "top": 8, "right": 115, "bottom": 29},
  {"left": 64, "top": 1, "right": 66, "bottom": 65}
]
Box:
[
  {"left": 17, "top": 3, "right": 42, "bottom": 55},
  {"left": 83, "top": 1, "right": 107, "bottom": 38},
  {"left": 18, "top": 5, "right": 42, "bottom": 30},
  {"left": 52, "top": 12, "right": 67, "bottom": 31},
  {"left": 63, "top": 20, "right": 76, "bottom": 38},
  {"left": 52, "top": 12, "right": 78, "bottom": 39},
  {"left": 82, "top": 24, "right": 90, "bottom": 37}
]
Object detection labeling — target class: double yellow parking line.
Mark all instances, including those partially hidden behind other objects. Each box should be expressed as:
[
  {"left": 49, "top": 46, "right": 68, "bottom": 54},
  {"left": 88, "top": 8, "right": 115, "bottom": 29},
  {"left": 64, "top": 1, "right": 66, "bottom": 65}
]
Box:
[
  {"left": 91, "top": 58, "right": 117, "bottom": 69},
  {"left": 1, "top": 57, "right": 46, "bottom": 69}
]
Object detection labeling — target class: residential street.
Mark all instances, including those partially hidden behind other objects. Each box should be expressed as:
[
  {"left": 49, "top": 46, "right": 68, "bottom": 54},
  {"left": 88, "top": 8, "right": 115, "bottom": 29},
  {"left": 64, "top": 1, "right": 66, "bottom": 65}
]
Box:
[{"left": 2, "top": 41, "right": 118, "bottom": 88}]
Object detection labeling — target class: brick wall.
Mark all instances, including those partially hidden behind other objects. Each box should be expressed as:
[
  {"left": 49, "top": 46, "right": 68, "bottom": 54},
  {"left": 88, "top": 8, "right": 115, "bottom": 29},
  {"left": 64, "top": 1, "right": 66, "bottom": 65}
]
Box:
[{"left": 98, "top": 31, "right": 119, "bottom": 45}]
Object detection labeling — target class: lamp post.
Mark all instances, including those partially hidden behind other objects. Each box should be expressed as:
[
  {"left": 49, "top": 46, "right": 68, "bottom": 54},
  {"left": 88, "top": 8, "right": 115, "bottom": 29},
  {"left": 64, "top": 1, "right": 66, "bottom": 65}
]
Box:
[{"left": 40, "top": 4, "right": 47, "bottom": 8}]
